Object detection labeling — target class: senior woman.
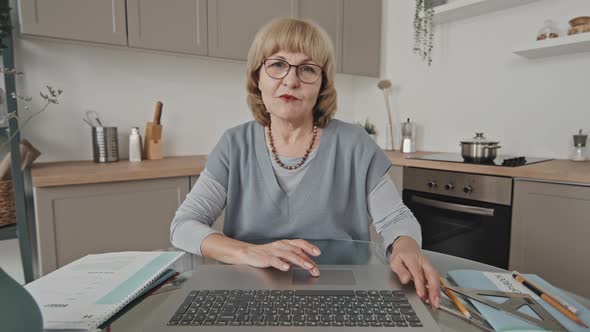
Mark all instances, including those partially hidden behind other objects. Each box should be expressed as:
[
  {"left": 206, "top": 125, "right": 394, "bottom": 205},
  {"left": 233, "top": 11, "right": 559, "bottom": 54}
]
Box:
[{"left": 171, "top": 18, "right": 441, "bottom": 308}]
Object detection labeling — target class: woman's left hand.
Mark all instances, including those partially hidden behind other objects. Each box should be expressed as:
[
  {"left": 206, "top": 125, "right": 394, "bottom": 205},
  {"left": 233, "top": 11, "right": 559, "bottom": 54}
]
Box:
[{"left": 389, "top": 236, "right": 441, "bottom": 309}]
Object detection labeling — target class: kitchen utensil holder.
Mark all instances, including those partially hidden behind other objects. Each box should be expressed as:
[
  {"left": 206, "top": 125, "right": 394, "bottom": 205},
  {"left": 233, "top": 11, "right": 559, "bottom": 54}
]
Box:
[
  {"left": 92, "top": 126, "right": 119, "bottom": 163},
  {"left": 143, "top": 122, "right": 163, "bottom": 160}
]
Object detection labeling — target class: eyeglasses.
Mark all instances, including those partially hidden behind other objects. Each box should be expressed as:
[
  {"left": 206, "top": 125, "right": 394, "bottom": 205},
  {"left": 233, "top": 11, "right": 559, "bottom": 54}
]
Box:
[{"left": 262, "top": 58, "right": 323, "bottom": 84}]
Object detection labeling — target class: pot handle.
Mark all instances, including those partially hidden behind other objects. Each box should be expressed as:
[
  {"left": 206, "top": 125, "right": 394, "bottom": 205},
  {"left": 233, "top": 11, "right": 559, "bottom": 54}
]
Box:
[{"left": 459, "top": 143, "right": 502, "bottom": 149}]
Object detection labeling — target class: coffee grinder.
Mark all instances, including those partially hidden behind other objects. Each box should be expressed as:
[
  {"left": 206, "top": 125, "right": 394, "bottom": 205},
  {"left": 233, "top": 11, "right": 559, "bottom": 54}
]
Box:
[
  {"left": 572, "top": 129, "right": 587, "bottom": 161},
  {"left": 401, "top": 118, "right": 416, "bottom": 153}
]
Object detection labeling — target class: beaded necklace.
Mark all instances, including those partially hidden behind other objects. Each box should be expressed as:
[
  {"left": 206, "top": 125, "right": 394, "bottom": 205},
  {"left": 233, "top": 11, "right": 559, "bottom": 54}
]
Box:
[{"left": 267, "top": 124, "right": 318, "bottom": 170}]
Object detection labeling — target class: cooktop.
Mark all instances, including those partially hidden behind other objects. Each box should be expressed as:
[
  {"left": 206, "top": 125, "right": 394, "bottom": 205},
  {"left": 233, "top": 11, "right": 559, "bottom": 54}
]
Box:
[{"left": 407, "top": 153, "right": 553, "bottom": 167}]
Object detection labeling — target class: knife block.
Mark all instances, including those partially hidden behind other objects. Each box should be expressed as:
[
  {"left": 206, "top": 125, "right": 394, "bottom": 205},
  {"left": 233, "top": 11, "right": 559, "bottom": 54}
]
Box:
[{"left": 143, "top": 122, "right": 163, "bottom": 160}]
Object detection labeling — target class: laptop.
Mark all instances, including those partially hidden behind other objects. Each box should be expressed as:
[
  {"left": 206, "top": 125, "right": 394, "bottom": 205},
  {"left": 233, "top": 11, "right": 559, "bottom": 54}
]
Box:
[{"left": 142, "top": 264, "right": 441, "bottom": 331}]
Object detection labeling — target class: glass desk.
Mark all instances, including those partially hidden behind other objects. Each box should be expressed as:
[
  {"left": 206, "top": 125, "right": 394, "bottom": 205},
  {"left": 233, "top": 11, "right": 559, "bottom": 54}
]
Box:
[{"left": 104, "top": 239, "right": 590, "bottom": 332}]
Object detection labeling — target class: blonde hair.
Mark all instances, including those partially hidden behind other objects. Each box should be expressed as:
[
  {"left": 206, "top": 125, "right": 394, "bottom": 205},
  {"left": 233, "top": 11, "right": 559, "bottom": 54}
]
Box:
[{"left": 246, "top": 18, "right": 337, "bottom": 128}]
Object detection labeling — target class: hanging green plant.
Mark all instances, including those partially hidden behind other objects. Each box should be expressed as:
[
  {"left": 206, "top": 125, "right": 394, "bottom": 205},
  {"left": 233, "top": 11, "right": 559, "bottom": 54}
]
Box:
[{"left": 413, "top": 0, "right": 435, "bottom": 65}]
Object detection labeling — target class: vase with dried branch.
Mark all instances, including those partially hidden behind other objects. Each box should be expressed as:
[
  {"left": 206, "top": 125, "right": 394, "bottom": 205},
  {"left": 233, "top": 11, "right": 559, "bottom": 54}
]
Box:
[
  {"left": 377, "top": 79, "right": 394, "bottom": 150},
  {"left": 0, "top": 85, "right": 62, "bottom": 230},
  {"left": 0, "top": 4, "right": 63, "bottom": 178},
  {"left": 0, "top": 3, "right": 63, "bottom": 231},
  {"left": 0, "top": 81, "right": 62, "bottom": 155}
]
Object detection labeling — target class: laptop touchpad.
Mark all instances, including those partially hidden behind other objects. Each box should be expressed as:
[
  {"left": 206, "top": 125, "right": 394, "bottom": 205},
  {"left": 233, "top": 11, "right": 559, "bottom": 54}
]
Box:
[{"left": 292, "top": 269, "right": 356, "bottom": 285}]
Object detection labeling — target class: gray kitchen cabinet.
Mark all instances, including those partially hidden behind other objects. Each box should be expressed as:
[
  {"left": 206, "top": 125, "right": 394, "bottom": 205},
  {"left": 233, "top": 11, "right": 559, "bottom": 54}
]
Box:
[
  {"left": 18, "top": 0, "right": 127, "bottom": 46},
  {"left": 299, "top": 0, "right": 383, "bottom": 76},
  {"left": 299, "top": 0, "right": 343, "bottom": 72},
  {"left": 342, "top": 0, "right": 382, "bottom": 77},
  {"left": 300, "top": 0, "right": 382, "bottom": 76},
  {"left": 206, "top": 0, "right": 381, "bottom": 75},
  {"left": 510, "top": 179, "right": 590, "bottom": 298},
  {"left": 207, "top": 0, "right": 296, "bottom": 60},
  {"left": 127, "top": 0, "right": 208, "bottom": 55},
  {"left": 19, "top": 0, "right": 382, "bottom": 77},
  {"left": 33, "top": 177, "right": 189, "bottom": 275}
]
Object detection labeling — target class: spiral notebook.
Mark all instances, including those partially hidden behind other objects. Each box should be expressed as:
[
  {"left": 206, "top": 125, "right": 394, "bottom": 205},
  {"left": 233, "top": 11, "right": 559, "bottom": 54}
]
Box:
[{"left": 25, "top": 251, "right": 184, "bottom": 331}]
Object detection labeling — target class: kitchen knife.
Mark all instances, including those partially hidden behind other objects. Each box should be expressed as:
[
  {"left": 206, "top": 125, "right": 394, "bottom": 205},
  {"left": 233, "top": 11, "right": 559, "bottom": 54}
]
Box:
[{"left": 154, "top": 101, "right": 163, "bottom": 125}]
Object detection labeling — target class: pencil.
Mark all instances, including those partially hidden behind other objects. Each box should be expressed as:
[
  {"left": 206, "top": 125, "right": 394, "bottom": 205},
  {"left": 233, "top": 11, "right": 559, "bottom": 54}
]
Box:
[
  {"left": 513, "top": 274, "right": 589, "bottom": 328},
  {"left": 440, "top": 276, "right": 471, "bottom": 319},
  {"left": 512, "top": 271, "right": 579, "bottom": 315}
]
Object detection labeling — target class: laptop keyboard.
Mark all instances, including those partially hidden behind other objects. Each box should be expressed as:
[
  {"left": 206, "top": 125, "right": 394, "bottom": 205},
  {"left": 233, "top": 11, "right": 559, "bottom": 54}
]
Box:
[{"left": 168, "top": 289, "right": 423, "bottom": 328}]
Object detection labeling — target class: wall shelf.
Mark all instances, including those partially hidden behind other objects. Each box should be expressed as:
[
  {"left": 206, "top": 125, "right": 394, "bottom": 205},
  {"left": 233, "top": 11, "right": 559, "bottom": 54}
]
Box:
[
  {"left": 513, "top": 33, "right": 590, "bottom": 59},
  {"left": 432, "top": 0, "right": 539, "bottom": 24}
]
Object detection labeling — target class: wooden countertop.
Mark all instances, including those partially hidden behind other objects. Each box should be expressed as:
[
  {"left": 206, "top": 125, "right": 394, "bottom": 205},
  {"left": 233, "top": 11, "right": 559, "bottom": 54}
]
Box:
[
  {"left": 31, "top": 156, "right": 207, "bottom": 187},
  {"left": 386, "top": 151, "right": 590, "bottom": 185},
  {"left": 31, "top": 152, "right": 590, "bottom": 187}
]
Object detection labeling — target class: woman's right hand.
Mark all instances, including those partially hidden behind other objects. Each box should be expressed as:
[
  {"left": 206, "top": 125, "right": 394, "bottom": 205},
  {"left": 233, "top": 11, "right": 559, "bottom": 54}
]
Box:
[{"left": 237, "top": 239, "right": 322, "bottom": 276}]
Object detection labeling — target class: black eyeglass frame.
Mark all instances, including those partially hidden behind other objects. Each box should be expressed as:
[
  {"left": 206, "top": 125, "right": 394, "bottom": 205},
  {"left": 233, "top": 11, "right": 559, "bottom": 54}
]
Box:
[{"left": 261, "top": 58, "right": 323, "bottom": 84}]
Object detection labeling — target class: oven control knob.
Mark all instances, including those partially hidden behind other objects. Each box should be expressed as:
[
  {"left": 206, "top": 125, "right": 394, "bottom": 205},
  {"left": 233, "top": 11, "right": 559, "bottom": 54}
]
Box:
[
  {"left": 445, "top": 183, "right": 454, "bottom": 191},
  {"left": 463, "top": 185, "right": 473, "bottom": 194},
  {"left": 427, "top": 181, "right": 438, "bottom": 189}
]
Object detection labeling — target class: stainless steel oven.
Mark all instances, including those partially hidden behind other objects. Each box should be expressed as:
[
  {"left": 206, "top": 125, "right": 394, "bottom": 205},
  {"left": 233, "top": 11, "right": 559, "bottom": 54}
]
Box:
[{"left": 402, "top": 167, "right": 513, "bottom": 269}]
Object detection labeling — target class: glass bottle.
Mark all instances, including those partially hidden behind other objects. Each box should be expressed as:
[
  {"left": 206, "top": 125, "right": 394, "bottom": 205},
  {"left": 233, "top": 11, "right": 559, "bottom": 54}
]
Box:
[
  {"left": 129, "top": 127, "right": 142, "bottom": 162},
  {"left": 572, "top": 129, "right": 587, "bottom": 161},
  {"left": 537, "top": 19, "right": 561, "bottom": 40}
]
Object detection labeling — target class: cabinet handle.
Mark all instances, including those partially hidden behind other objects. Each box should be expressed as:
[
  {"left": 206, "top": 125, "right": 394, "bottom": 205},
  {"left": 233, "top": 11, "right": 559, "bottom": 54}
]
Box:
[
  {"left": 411, "top": 195, "right": 495, "bottom": 217},
  {"left": 112, "top": 0, "right": 117, "bottom": 32},
  {"left": 196, "top": 0, "right": 201, "bottom": 45}
]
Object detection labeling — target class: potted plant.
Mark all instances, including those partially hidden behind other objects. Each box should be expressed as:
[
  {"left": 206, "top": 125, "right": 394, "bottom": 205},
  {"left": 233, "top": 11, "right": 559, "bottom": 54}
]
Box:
[{"left": 358, "top": 118, "right": 377, "bottom": 142}]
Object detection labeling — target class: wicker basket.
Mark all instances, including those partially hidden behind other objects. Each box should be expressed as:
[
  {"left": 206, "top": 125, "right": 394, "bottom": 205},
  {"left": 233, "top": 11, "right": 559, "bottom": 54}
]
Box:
[{"left": 0, "top": 180, "right": 16, "bottom": 227}]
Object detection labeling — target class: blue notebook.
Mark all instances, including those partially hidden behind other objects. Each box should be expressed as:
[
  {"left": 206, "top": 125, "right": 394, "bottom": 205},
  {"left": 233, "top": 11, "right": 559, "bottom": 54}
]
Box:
[
  {"left": 447, "top": 270, "right": 590, "bottom": 332},
  {"left": 98, "top": 268, "right": 179, "bottom": 329}
]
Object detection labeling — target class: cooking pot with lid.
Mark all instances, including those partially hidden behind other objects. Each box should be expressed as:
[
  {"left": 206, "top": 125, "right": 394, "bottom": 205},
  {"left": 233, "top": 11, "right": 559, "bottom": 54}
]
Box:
[{"left": 460, "top": 132, "right": 501, "bottom": 163}]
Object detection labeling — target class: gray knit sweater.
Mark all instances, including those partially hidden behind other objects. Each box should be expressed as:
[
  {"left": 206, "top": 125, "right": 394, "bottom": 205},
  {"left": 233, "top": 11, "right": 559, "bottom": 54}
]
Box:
[{"left": 170, "top": 119, "right": 421, "bottom": 255}]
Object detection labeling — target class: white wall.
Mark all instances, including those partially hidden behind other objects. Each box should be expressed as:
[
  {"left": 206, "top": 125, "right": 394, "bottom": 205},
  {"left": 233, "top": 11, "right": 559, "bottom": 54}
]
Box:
[
  {"left": 14, "top": 0, "right": 590, "bottom": 161},
  {"left": 375, "top": 0, "right": 590, "bottom": 158},
  {"left": 14, "top": 39, "right": 356, "bottom": 162}
]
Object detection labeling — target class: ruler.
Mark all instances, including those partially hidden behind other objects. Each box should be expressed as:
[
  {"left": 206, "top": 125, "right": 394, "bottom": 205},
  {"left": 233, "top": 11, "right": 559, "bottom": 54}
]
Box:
[{"left": 446, "top": 285, "right": 567, "bottom": 331}]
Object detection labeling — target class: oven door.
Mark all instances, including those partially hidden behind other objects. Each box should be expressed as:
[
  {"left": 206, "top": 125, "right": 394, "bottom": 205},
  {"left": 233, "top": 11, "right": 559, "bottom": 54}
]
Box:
[{"left": 403, "top": 190, "right": 511, "bottom": 269}]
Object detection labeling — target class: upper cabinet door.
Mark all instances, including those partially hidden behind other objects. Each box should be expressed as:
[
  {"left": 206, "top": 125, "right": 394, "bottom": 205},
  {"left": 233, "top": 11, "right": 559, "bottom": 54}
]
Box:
[
  {"left": 208, "top": 0, "right": 296, "bottom": 61},
  {"left": 19, "top": 0, "right": 127, "bottom": 46},
  {"left": 299, "top": 0, "right": 342, "bottom": 73},
  {"left": 127, "top": 0, "right": 208, "bottom": 55},
  {"left": 342, "top": 0, "right": 382, "bottom": 77}
]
